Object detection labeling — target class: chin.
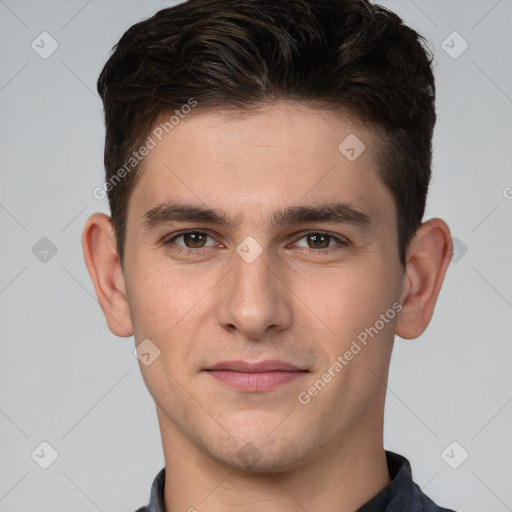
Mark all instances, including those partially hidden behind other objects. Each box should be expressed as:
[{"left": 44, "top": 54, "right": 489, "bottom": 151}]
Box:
[{"left": 208, "top": 433, "right": 310, "bottom": 474}]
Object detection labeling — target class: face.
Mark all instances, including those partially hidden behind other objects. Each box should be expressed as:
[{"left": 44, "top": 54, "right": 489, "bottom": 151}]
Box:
[{"left": 122, "top": 102, "right": 405, "bottom": 471}]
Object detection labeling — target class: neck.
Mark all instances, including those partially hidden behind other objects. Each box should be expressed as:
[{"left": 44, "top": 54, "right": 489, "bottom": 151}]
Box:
[{"left": 158, "top": 406, "right": 390, "bottom": 512}]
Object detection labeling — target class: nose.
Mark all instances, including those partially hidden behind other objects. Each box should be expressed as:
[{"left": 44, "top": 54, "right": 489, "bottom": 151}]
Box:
[{"left": 216, "top": 246, "right": 293, "bottom": 340}]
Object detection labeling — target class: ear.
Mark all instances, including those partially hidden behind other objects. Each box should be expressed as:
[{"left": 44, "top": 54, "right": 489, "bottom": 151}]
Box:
[
  {"left": 81, "top": 213, "right": 133, "bottom": 337},
  {"left": 395, "top": 218, "right": 452, "bottom": 339}
]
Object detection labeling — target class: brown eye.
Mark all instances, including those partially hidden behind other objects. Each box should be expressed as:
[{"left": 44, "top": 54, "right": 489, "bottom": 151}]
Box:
[
  {"left": 306, "top": 233, "right": 331, "bottom": 249},
  {"left": 182, "top": 232, "right": 208, "bottom": 248},
  {"left": 293, "top": 232, "right": 348, "bottom": 251},
  {"left": 164, "top": 231, "right": 218, "bottom": 253}
]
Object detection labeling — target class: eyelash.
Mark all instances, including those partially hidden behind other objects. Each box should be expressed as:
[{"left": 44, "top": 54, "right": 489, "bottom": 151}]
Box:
[{"left": 163, "top": 230, "right": 349, "bottom": 256}]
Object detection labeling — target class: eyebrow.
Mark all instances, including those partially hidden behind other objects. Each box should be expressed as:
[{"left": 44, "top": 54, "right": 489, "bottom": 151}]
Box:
[{"left": 142, "top": 202, "right": 374, "bottom": 231}]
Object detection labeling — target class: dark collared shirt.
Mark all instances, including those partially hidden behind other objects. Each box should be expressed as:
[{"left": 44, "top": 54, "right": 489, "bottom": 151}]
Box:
[{"left": 135, "top": 450, "right": 458, "bottom": 512}]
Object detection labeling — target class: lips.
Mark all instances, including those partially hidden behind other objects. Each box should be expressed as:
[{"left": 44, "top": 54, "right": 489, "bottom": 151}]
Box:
[
  {"left": 207, "top": 360, "right": 303, "bottom": 372},
  {"left": 204, "top": 360, "right": 308, "bottom": 391}
]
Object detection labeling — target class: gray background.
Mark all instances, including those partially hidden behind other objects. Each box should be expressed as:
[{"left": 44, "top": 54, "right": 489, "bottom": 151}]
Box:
[{"left": 0, "top": 0, "right": 511, "bottom": 511}]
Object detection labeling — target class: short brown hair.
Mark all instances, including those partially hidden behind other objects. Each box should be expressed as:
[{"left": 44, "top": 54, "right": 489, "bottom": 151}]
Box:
[{"left": 97, "top": 0, "right": 436, "bottom": 267}]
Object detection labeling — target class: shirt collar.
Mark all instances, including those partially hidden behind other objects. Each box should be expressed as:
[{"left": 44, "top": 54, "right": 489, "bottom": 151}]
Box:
[
  {"left": 357, "top": 451, "right": 414, "bottom": 511},
  {"left": 141, "top": 466, "right": 165, "bottom": 512}
]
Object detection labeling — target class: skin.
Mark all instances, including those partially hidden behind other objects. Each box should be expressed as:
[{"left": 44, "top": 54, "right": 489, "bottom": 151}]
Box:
[{"left": 82, "top": 102, "right": 452, "bottom": 512}]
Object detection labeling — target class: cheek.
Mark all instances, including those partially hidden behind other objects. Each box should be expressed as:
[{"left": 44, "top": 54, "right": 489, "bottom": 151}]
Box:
[
  {"left": 126, "top": 266, "right": 201, "bottom": 390},
  {"left": 126, "top": 257, "right": 205, "bottom": 335},
  {"left": 125, "top": 259, "right": 220, "bottom": 378},
  {"left": 290, "top": 264, "right": 400, "bottom": 382},
  {"left": 291, "top": 262, "right": 394, "bottom": 339}
]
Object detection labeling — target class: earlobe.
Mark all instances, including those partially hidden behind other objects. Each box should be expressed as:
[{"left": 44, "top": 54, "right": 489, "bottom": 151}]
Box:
[
  {"left": 395, "top": 218, "right": 453, "bottom": 340},
  {"left": 81, "top": 213, "right": 133, "bottom": 337}
]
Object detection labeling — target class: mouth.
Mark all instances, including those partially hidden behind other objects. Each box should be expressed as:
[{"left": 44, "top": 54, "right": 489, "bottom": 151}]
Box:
[{"left": 204, "top": 360, "right": 309, "bottom": 392}]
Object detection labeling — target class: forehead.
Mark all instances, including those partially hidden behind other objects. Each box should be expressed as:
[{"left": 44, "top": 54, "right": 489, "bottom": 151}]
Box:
[{"left": 128, "top": 102, "right": 392, "bottom": 227}]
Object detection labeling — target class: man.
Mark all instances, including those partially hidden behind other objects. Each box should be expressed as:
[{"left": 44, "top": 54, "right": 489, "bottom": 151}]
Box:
[{"left": 82, "top": 0, "right": 456, "bottom": 510}]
